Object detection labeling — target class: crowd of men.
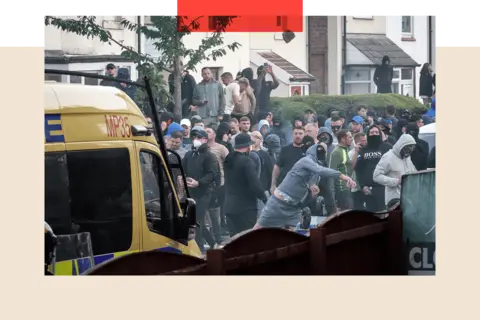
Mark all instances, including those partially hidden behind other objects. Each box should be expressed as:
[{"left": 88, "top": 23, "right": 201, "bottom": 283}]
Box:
[
  {"left": 100, "top": 63, "right": 436, "bottom": 254},
  {"left": 161, "top": 103, "right": 435, "bottom": 253}
]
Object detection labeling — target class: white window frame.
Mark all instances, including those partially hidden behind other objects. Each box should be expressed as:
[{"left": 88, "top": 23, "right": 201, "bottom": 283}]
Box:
[
  {"left": 401, "top": 16, "right": 414, "bottom": 37},
  {"left": 352, "top": 8, "right": 373, "bottom": 20},
  {"left": 289, "top": 84, "right": 309, "bottom": 97},
  {"left": 392, "top": 67, "right": 414, "bottom": 96},
  {"left": 345, "top": 67, "right": 373, "bottom": 94}
]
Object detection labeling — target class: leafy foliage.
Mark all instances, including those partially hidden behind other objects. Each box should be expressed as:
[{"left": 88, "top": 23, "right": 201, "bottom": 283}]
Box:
[
  {"left": 271, "top": 94, "right": 427, "bottom": 120},
  {"left": 44, "top": 15, "right": 241, "bottom": 116}
]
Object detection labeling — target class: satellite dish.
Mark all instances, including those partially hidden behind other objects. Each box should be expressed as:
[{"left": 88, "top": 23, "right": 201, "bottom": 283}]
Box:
[{"left": 282, "top": 30, "right": 295, "bottom": 43}]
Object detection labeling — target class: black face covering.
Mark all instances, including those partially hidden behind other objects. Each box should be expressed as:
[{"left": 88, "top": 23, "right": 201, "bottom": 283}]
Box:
[
  {"left": 331, "top": 126, "right": 341, "bottom": 134},
  {"left": 318, "top": 134, "right": 332, "bottom": 146},
  {"left": 400, "top": 144, "right": 415, "bottom": 158},
  {"left": 367, "top": 135, "right": 382, "bottom": 148},
  {"left": 317, "top": 146, "right": 327, "bottom": 163},
  {"left": 382, "top": 127, "right": 391, "bottom": 135}
]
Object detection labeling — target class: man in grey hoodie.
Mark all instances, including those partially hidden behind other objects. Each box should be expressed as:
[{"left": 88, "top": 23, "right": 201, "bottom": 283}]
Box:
[
  {"left": 254, "top": 143, "right": 356, "bottom": 229},
  {"left": 192, "top": 67, "right": 225, "bottom": 127},
  {"left": 373, "top": 134, "right": 417, "bottom": 206}
]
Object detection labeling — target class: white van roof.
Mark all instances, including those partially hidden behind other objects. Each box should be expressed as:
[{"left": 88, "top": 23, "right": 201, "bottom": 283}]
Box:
[{"left": 420, "top": 123, "right": 436, "bottom": 134}]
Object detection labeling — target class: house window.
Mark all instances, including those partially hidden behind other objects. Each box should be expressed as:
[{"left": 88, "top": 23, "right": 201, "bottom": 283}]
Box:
[
  {"left": 45, "top": 74, "right": 62, "bottom": 82},
  {"left": 206, "top": 67, "right": 223, "bottom": 81},
  {"left": 69, "top": 75, "right": 82, "bottom": 84},
  {"left": 290, "top": 85, "right": 308, "bottom": 97},
  {"left": 401, "top": 68, "right": 413, "bottom": 80},
  {"left": 82, "top": 70, "right": 102, "bottom": 86},
  {"left": 345, "top": 67, "right": 372, "bottom": 94},
  {"left": 352, "top": 8, "right": 373, "bottom": 20},
  {"left": 402, "top": 16, "right": 413, "bottom": 36}
]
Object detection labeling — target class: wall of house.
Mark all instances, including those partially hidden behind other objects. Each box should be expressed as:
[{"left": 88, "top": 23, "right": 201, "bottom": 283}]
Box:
[
  {"left": 177, "top": 17, "right": 309, "bottom": 93},
  {"left": 327, "top": 16, "right": 342, "bottom": 95},
  {"left": 45, "top": 16, "right": 138, "bottom": 56},
  {"left": 346, "top": 16, "right": 386, "bottom": 35},
  {"left": 387, "top": 16, "right": 429, "bottom": 98},
  {"left": 431, "top": 16, "right": 436, "bottom": 70},
  {"left": 308, "top": 16, "right": 329, "bottom": 94}
]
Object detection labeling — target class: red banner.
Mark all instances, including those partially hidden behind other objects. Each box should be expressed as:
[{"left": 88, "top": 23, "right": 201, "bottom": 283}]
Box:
[{"left": 177, "top": 0, "right": 303, "bottom": 32}]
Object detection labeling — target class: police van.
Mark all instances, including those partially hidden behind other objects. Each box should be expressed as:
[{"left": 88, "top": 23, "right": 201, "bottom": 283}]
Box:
[{"left": 45, "top": 71, "right": 200, "bottom": 275}]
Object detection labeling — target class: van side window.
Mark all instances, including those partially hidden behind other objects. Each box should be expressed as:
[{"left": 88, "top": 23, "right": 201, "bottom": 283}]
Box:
[
  {"left": 140, "top": 151, "right": 175, "bottom": 235},
  {"left": 45, "top": 152, "right": 72, "bottom": 235},
  {"left": 66, "top": 148, "right": 133, "bottom": 255}
]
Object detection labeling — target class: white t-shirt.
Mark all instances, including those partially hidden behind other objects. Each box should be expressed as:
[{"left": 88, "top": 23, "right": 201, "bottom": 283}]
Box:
[{"left": 224, "top": 82, "right": 240, "bottom": 115}]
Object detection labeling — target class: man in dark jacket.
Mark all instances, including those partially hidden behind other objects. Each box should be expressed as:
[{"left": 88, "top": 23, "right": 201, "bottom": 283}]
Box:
[
  {"left": 182, "top": 127, "right": 220, "bottom": 252},
  {"left": 100, "top": 63, "right": 117, "bottom": 87},
  {"left": 405, "top": 123, "right": 429, "bottom": 171},
  {"left": 168, "top": 68, "right": 197, "bottom": 117},
  {"left": 224, "top": 133, "right": 268, "bottom": 236},
  {"left": 266, "top": 116, "right": 288, "bottom": 147},
  {"left": 355, "top": 125, "right": 392, "bottom": 212},
  {"left": 116, "top": 67, "right": 137, "bottom": 101},
  {"left": 374, "top": 55, "right": 393, "bottom": 93}
]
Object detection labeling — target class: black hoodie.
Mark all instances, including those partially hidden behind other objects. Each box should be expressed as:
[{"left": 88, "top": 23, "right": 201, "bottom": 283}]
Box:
[
  {"left": 182, "top": 143, "right": 219, "bottom": 199},
  {"left": 223, "top": 151, "right": 267, "bottom": 215},
  {"left": 373, "top": 56, "right": 393, "bottom": 93},
  {"left": 215, "top": 121, "right": 234, "bottom": 153},
  {"left": 405, "top": 123, "right": 429, "bottom": 171},
  {"left": 355, "top": 125, "right": 392, "bottom": 188}
]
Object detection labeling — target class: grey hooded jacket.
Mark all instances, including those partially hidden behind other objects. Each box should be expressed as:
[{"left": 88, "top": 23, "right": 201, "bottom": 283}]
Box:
[
  {"left": 277, "top": 144, "right": 341, "bottom": 205},
  {"left": 373, "top": 134, "right": 417, "bottom": 205}
]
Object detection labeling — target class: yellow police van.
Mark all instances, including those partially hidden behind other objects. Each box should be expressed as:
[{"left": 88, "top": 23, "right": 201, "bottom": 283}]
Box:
[{"left": 45, "top": 75, "right": 201, "bottom": 275}]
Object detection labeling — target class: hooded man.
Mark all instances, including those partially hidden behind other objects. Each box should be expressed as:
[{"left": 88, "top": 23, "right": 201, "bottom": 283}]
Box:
[
  {"left": 116, "top": 67, "right": 137, "bottom": 100},
  {"left": 373, "top": 134, "right": 417, "bottom": 206},
  {"left": 264, "top": 134, "right": 281, "bottom": 162},
  {"left": 254, "top": 143, "right": 356, "bottom": 229},
  {"left": 373, "top": 55, "right": 394, "bottom": 94},
  {"left": 258, "top": 119, "right": 270, "bottom": 138},
  {"left": 355, "top": 125, "right": 393, "bottom": 212},
  {"left": 405, "top": 123, "right": 429, "bottom": 171},
  {"left": 266, "top": 116, "right": 287, "bottom": 147},
  {"left": 224, "top": 133, "right": 268, "bottom": 236}
]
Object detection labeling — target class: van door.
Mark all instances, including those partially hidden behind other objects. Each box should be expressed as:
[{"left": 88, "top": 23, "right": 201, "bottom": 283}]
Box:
[
  {"left": 134, "top": 141, "right": 184, "bottom": 254},
  {"left": 64, "top": 141, "right": 141, "bottom": 265}
]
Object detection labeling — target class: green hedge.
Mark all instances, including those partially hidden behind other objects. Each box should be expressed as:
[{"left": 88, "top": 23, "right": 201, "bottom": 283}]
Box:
[{"left": 270, "top": 93, "right": 427, "bottom": 120}]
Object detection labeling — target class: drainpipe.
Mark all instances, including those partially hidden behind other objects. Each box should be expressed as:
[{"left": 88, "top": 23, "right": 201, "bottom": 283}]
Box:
[
  {"left": 306, "top": 16, "right": 311, "bottom": 93},
  {"left": 412, "top": 66, "right": 417, "bottom": 98},
  {"left": 137, "top": 16, "right": 142, "bottom": 55},
  {"left": 428, "top": 16, "right": 433, "bottom": 65},
  {"left": 341, "top": 16, "right": 347, "bottom": 95}
]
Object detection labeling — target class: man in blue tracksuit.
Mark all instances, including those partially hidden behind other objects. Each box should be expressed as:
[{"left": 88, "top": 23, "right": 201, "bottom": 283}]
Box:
[{"left": 253, "top": 143, "right": 356, "bottom": 229}]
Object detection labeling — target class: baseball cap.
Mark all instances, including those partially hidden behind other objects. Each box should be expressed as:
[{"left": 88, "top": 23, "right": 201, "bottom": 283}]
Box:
[
  {"left": 351, "top": 116, "right": 364, "bottom": 124},
  {"left": 106, "top": 63, "right": 116, "bottom": 70},
  {"left": 191, "top": 127, "right": 208, "bottom": 139},
  {"left": 166, "top": 122, "right": 184, "bottom": 137},
  {"left": 180, "top": 119, "right": 191, "bottom": 127}
]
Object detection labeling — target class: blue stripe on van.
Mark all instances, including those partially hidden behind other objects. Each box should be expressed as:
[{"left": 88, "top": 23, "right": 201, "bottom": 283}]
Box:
[
  {"left": 156, "top": 246, "right": 183, "bottom": 254},
  {"left": 45, "top": 114, "right": 65, "bottom": 143}
]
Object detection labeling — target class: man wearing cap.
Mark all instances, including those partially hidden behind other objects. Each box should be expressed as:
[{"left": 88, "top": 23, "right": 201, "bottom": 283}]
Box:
[
  {"left": 224, "top": 133, "right": 268, "bottom": 236},
  {"left": 100, "top": 63, "right": 117, "bottom": 87},
  {"left": 182, "top": 127, "right": 220, "bottom": 252},
  {"left": 180, "top": 119, "right": 193, "bottom": 150}
]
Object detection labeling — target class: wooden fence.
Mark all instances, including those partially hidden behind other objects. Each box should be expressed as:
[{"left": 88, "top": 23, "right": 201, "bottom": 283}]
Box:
[{"left": 85, "top": 209, "right": 405, "bottom": 276}]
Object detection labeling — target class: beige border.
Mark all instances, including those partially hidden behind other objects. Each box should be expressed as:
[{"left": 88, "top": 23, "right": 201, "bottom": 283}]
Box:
[{"left": 1, "top": 46, "right": 475, "bottom": 318}]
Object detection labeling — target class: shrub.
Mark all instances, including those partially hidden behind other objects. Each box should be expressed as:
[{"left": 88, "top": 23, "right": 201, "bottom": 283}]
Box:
[{"left": 270, "top": 93, "right": 427, "bottom": 120}]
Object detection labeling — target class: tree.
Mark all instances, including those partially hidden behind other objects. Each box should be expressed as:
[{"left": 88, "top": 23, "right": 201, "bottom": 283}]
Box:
[{"left": 44, "top": 16, "right": 241, "bottom": 116}]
